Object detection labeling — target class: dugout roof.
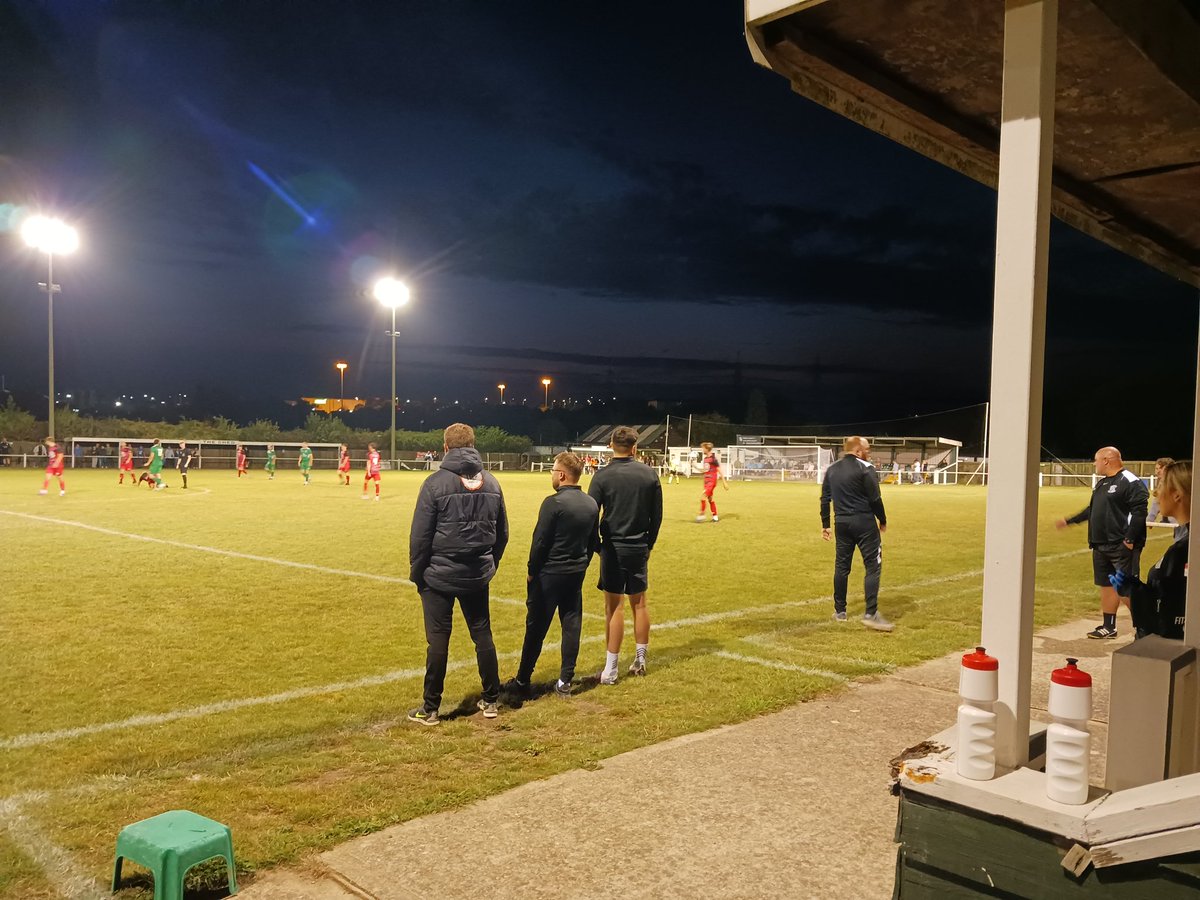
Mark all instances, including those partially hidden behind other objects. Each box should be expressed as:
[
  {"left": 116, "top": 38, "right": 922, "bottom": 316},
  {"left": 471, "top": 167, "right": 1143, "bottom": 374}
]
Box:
[{"left": 745, "top": 0, "right": 1200, "bottom": 287}]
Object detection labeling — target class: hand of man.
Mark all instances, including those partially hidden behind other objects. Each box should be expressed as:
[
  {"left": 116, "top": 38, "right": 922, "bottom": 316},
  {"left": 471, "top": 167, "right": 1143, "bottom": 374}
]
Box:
[
  {"left": 1109, "top": 569, "right": 1128, "bottom": 592},
  {"left": 1123, "top": 540, "right": 1134, "bottom": 550},
  {"left": 821, "top": 527, "right": 831, "bottom": 542},
  {"left": 1055, "top": 518, "right": 1068, "bottom": 530},
  {"left": 880, "top": 524, "right": 888, "bottom": 534},
  {"left": 527, "top": 574, "right": 533, "bottom": 583},
  {"left": 722, "top": 481, "right": 729, "bottom": 491}
]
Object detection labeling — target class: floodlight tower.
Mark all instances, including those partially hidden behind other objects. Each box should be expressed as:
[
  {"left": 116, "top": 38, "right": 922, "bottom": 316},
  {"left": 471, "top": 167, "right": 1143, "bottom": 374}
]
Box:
[
  {"left": 541, "top": 377, "right": 552, "bottom": 411},
  {"left": 497, "top": 383, "right": 506, "bottom": 404},
  {"left": 373, "top": 276, "right": 410, "bottom": 467},
  {"left": 20, "top": 215, "right": 79, "bottom": 440},
  {"left": 335, "top": 361, "right": 348, "bottom": 411}
]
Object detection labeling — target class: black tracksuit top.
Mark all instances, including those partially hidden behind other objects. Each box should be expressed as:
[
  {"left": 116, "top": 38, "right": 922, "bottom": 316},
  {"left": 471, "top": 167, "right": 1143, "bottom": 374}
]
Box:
[
  {"left": 1066, "top": 468, "right": 1149, "bottom": 548},
  {"left": 587, "top": 456, "right": 663, "bottom": 551},
  {"left": 527, "top": 484, "right": 600, "bottom": 577},
  {"left": 820, "top": 455, "right": 886, "bottom": 528},
  {"left": 1129, "top": 524, "right": 1188, "bottom": 639}
]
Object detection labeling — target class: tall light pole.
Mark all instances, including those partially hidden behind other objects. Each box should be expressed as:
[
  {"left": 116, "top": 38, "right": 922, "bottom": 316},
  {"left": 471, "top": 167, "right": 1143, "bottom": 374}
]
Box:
[
  {"left": 335, "top": 361, "right": 348, "bottom": 411},
  {"left": 541, "top": 377, "right": 552, "bottom": 411},
  {"left": 373, "top": 276, "right": 410, "bottom": 468},
  {"left": 497, "top": 383, "right": 506, "bottom": 404},
  {"left": 21, "top": 215, "right": 79, "bottom": 440}
]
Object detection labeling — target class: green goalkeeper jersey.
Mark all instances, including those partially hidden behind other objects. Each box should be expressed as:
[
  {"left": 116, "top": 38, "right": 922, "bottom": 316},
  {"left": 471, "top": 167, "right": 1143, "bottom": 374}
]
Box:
[
  {"left": 299, "top": 447, "right": 312, "bottom": 470},
  {"left": 265, "top": 450, "right": 276, "bottom": 470},
  {"left": 148, "top": 445, "right": 164, "bottom": 473}
]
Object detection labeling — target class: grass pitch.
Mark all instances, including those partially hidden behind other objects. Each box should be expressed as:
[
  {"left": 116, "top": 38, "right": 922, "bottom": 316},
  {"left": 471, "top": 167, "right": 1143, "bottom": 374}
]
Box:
[{"left": 0, "top": 466, "right": 1149, "bottom": 897}]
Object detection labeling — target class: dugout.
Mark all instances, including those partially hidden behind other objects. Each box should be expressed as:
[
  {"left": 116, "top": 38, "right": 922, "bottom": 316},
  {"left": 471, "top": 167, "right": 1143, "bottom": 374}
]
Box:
[{"left": 747, "top": 0, "right": 1200, "bottom": 894}]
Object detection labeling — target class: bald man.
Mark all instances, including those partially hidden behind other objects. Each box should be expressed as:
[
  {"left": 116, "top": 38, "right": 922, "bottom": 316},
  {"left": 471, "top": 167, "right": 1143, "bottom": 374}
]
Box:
[{"left": 1056, "top": 446, "right": 1149, "bottom": 639}]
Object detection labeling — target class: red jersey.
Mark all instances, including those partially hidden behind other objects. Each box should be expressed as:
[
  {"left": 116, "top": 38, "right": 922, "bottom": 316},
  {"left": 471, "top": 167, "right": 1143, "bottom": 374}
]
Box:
[
  {"left": 236, "top": 449, "right": 247, "bottom": 468},
  {"left": 367, "top": 450, "right": 381, "bottom": 476},
  {"left": 703, "top": 453, "right": 720, "bottom": 484},
  {"left": 46, "top": 446, "right": 65, "bottom": 474},
  {"left": 338, "top": 449, "right": 351, "bottom": 472},
  {"left": 119, "top": 446, "right": 133, "bottom": 469}
]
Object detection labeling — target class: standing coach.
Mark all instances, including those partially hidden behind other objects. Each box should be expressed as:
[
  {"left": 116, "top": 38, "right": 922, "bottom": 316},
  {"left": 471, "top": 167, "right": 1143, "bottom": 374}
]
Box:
[
  {"left": 1055, "top": 446, "right": 1148, "bottom": 639},
  {"left": 820, "top": 436, "right": 894, "bottom": 632}
]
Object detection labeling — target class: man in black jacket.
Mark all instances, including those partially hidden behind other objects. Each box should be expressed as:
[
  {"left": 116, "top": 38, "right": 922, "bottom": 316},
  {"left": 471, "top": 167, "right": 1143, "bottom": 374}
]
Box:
[
  {"left": 1055, "top": 446, "right": 1149, "bottom": 639},
  {"left": 820, "top": 436, "right": 893, "bottom": 632},
  {"left": 408, "top": 423, "right": 509, "bottom": 725},
  {"left": 589, "top": 426, "right": 663, "bottom": 683},
  {"left": 504, "top": 451, "right": 599, "bottom": 698}
]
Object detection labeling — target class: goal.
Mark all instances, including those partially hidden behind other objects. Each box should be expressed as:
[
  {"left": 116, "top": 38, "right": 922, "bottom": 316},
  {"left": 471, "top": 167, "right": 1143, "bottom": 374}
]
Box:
[{"left": 727, "top": 444, "right": 832, "bottom": 482}]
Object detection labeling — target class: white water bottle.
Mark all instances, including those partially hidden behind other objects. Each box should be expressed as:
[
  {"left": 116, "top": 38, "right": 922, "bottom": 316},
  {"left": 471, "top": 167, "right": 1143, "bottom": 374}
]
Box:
[
  {"left": 1046, "top": 658, "right": 1093, "bottom": 804},
  {"left": 956, "top": 647, "right": 999, "bottom": 780}
]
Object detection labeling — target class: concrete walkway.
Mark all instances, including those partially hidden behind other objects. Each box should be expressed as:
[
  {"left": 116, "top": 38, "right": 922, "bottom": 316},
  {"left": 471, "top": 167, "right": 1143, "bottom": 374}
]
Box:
[{"left": 240, "top": 617, "right": 1129, "bottom": 900}]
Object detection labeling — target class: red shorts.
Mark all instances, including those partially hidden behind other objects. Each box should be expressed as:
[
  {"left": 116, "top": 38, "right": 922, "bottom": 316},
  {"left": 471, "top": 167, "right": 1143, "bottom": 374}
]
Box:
[
  {"left": 703, "top": 479, "right": 718, "bottom": 496},
  {"left": 339, "top": 463, "right": 351, "bottom": 473},
  {"left": 366, "top": 472, "right": 380, "bottom": 481},
  {"left": 46, "top": 466, "right": 64, "bottom": 476},
  {"left": 120, "top": 461, "right": 134, "bottom": 471}
]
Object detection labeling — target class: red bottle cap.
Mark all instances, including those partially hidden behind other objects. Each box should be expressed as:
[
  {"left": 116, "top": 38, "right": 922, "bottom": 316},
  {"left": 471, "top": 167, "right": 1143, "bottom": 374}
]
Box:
[
  {"left": 1051, "top": 658, "right": 1092, "bottom": 687},
  {"left": 961, "top": 647, "right": 998, "bottom": 671}
]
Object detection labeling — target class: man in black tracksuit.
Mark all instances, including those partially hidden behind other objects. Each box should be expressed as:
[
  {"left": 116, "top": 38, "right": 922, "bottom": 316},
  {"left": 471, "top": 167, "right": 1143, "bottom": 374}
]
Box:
[
  {"left": 820, "top": 436, "right": 893, "bottom": 632},
  {"left": 1056, "top": 445, "right": 1148, "bottom": 639},
  {"left": 408, "top": 423, "right": 509, "bottom": 725},
  {"left": 589, "top": 426, "right": 663, "bottom": 683},
  {"left": 505, "top": 451, "right": 599, "bottom": 698}
]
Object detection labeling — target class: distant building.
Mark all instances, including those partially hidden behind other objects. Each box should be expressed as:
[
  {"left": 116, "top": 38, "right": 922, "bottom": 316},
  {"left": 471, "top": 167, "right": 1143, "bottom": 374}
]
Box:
[{"left": 300, "top": 397, "right": 367, "bottom": 414}]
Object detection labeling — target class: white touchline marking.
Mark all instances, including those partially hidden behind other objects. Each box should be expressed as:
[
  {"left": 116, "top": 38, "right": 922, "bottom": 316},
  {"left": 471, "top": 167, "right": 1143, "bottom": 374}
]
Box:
[
  {"left": 0, "top": 540, "right": 1130, "bottom": 752},
  {"left": 712, "top": 651, "right": 847, "bottom": 681},
  {"left": 0, "top": 793, "right": 107, "bottom": 900},
  {"left": 0, "top": 509, "right": 602, "bottom": 619}
]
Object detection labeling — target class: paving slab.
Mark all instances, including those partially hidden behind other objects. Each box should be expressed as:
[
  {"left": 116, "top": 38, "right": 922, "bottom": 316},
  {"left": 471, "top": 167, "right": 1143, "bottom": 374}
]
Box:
[{"left": 239, "top": 617, "right": 1128, "bottom": 900}]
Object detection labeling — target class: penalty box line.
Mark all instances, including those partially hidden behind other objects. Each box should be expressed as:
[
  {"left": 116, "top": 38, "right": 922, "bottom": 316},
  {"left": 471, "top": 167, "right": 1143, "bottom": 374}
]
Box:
[
  {"left": 0, "top": 547, "right": 1095, "bottom": 753},
  {"left": 0, "top": 509, "right": 602, "bottom": 620}
]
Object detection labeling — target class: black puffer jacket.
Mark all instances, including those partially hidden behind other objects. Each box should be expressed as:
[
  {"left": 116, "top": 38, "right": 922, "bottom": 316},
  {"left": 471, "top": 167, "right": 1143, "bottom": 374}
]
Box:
[{"left": 409, "top": 447, "right": 508, "bottom": 593}]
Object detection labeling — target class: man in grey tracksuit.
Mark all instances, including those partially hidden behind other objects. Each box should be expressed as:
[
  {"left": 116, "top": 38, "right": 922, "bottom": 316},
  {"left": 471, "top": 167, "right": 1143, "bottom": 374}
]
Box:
[{"left": 820, "top": 436, "right": 894, "bottom": 632}]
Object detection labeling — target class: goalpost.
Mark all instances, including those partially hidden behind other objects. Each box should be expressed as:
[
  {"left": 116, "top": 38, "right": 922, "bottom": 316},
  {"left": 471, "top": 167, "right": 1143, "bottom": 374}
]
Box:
[{"left": 727, "top": 444, "right": 832, "bottom": 482}]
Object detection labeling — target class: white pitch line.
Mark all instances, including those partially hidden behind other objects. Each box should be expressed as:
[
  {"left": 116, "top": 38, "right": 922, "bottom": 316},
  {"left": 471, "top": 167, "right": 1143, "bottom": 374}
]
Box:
[
  {"left": 0, "top": 509, "right": 599, "bottom": 619},
  {"left": 0, "top": 793, "right": 106, "bottom": 900},
  {"left": 712, "top": 651, "right": 847, "bottom": 681},
  {"left": 0, "top": 542, "right": 1112, "bottom": 752}
]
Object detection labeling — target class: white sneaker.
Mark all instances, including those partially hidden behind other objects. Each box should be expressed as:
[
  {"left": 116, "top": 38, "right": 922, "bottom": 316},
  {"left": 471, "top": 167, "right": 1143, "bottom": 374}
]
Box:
[
  {"left": 373, "top": 496, "right": 380, "bottom": 502},
  {"left": 600, "top": 670, "right": 619, "bottom": 685},
  {"left": 712, "top": 515, "right": 719, "bottom": 522},
  {"left": 361, "top": 494, "right": 369, "bottom": 500},
  {"left": 59, "top": 490, "right": 66, "bottom": 496},
  {"left": 695, "top": 515, "right": 706, "bottom": 523},
  {"left": 38, "top": 489, "right": 47, "bottom": 495}
]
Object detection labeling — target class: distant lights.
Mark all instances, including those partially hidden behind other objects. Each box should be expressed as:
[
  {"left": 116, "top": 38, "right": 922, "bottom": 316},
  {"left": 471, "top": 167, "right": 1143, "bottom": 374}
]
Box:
[{"left": 114, "top": 401, "right": 122, "bottom": 407}]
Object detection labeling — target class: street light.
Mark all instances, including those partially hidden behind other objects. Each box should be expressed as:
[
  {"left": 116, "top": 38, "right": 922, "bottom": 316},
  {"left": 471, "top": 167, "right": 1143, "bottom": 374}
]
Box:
[
  {"left": 335, "top": 361, "right": 348, "bottom": 411},
  {"left": 21, "top": 215, "right": 79, "bottom": 440},
  {"left": 541, "top": 377, "right": 552, "bottom": 411},
  {"left": 497, "top": 383, "right": 506, "bottom": 404},
  {"left": 373, "top": 276, "right": 410, "bottom": 467}
]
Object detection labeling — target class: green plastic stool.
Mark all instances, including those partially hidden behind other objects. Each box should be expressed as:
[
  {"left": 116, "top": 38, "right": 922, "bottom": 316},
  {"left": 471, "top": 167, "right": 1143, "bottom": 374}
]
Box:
[{"left": 112, "top": 809, "right": 238, "bottom": 899}]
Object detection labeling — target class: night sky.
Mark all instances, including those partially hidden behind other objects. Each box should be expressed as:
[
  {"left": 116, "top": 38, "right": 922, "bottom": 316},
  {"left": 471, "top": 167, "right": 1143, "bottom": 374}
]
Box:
[{"left": 0, "top": 1, "right": 1195, "bottom": 456}]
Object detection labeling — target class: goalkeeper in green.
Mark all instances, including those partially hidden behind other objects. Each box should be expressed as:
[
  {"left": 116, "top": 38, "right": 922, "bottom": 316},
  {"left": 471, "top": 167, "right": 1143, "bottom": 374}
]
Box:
[{"left": 298, "top": 442, "right": 313, "bottom": 485}]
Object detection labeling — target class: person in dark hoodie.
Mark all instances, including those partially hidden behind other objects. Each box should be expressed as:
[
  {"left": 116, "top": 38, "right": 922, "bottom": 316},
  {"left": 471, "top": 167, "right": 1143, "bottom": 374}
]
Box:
[{"left": 407, "top": 423, "right": 509, "bottom": 726}]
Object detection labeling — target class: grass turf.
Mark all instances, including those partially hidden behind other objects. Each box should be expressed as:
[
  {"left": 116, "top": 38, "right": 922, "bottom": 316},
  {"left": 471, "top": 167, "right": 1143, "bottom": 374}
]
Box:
[{"left": 0, "top": 466, "right": 1152, "bottom": 897}]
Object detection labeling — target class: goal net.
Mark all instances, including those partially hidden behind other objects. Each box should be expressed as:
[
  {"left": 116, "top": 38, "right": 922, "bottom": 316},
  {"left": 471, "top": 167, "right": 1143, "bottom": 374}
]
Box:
[{"left": 727, "top": 444, "right": 832, "bottom": 482}]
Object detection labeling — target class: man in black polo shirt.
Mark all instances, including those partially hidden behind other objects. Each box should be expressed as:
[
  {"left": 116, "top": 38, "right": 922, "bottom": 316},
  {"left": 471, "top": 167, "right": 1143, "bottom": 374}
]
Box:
[
  {"left": 1055, "top": 445, "right": 1148, "bottom": 639},
  {"left": 820, "top": 436, "right": 893, "bottom": 632},
  {"left": 589, "top": 426, "right": 663, "bottom": 683},
  {"left": 504, "top": 451, "right": 599, "bottom": 698}
]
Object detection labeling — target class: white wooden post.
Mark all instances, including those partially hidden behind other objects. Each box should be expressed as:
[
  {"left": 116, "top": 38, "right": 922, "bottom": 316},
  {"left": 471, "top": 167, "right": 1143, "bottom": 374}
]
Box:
[
  {"left": 1186, "top": 336, "right": 1200, "bottom": 651},
  {"left": 980, "top": 0, "right": 1058, "bottom": 769}
]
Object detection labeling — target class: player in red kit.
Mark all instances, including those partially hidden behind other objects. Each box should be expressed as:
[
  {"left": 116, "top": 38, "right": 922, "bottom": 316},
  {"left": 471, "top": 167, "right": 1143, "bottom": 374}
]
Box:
[
  {"left": 338, "top": 443, "right": 352, "bottom": 485},
  {"left": 362, "top": 442, "right": 382, "bottom": 500},
  {"left": 696, "top": 441, "right": 728, "bottom": 523},
  {"left": 236, "top": 444, "right": 248, "bottom": 477},
  {"left": 39, "top": 438, "right": 66, "bottom": 496},
  {"left": 117, "top": 442, "right": 136, "bottom": 486}
]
